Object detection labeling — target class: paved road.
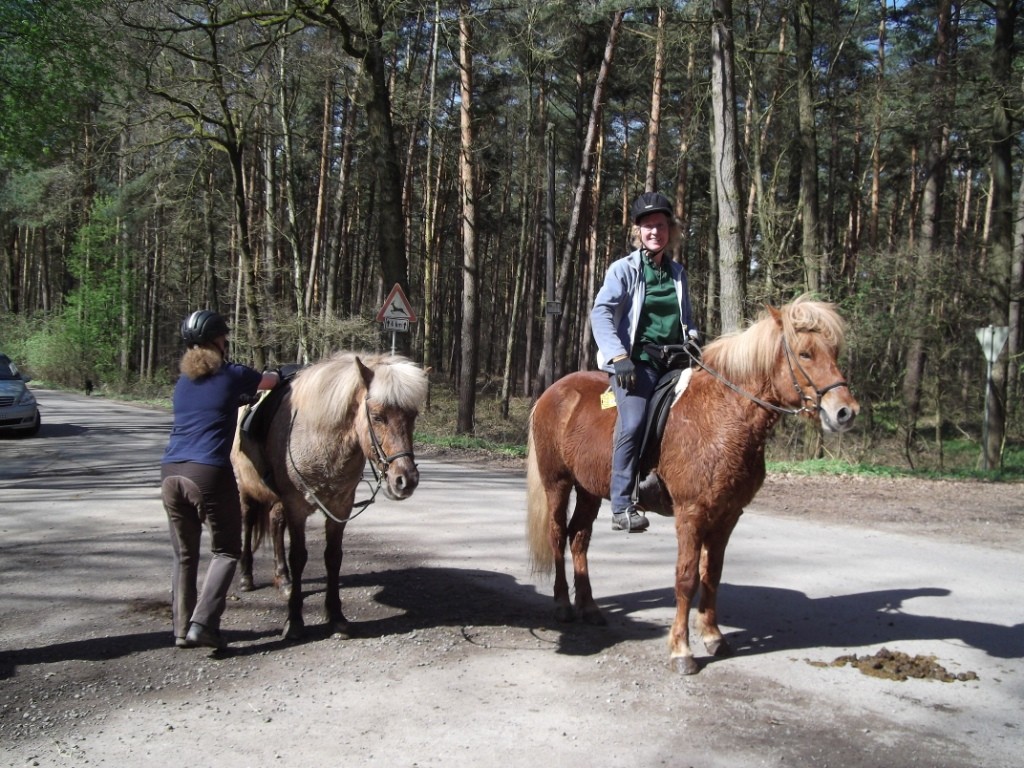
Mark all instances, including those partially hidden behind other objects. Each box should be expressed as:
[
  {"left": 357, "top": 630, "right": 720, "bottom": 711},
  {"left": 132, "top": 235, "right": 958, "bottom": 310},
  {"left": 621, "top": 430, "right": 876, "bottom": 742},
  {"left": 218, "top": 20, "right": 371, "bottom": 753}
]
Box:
[{"left": 1, "top": 389, "right": 1021, "bottom": 767}]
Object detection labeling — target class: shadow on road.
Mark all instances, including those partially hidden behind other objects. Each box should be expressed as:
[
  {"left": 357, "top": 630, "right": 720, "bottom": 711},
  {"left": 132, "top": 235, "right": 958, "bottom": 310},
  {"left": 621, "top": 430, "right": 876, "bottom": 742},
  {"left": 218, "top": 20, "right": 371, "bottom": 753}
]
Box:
[
  {"left": 717, "top": 582, "right": 1023, "bottom": 661},
  {"left": 225, "top": 564, "right": 667, "bottom": 660},
  {"left": 4, "top": 571, "right": 1018, "bottom": 680}
]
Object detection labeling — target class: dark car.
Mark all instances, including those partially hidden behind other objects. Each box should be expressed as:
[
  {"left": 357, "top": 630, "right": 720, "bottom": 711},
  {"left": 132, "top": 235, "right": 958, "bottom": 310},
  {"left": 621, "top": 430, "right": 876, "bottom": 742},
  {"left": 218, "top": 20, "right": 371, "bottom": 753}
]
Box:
[{"left": 0, "top": 354, "right": 41, "bottom": 437}]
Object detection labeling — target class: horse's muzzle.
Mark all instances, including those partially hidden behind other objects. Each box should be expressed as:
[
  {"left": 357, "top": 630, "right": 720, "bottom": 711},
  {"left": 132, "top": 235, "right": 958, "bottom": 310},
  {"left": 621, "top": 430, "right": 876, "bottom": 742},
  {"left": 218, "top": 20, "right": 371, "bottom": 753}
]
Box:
[
  {"left": 385, "top": 463, "right": 420, "bottom": 500},
  {"left": 819, "top": 390, "right": 859, "bottom": 433}
]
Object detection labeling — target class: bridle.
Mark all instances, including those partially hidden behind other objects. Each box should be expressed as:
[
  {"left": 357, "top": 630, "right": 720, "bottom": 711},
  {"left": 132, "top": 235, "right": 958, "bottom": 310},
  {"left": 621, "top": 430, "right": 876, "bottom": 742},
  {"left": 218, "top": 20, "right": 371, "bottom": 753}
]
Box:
[
  {"left": 284, "top": 395, "right": 415, "bottom": 524},
  {"left": 778, "top": 333, "right": 850, "bottom": 417},
  {"left": 687, "top": 331, "right": 848, "bottom": 418},
  {"left": 363, "top": 395, "right": 416, "bottom": 483}
]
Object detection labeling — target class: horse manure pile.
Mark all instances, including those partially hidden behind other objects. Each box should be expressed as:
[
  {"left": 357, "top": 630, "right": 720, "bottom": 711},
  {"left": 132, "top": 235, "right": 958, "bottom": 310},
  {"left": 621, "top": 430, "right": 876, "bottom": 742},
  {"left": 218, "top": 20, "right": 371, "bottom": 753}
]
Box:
[{"left": 828, "top": 647, "right": 979, "bottom": 682}]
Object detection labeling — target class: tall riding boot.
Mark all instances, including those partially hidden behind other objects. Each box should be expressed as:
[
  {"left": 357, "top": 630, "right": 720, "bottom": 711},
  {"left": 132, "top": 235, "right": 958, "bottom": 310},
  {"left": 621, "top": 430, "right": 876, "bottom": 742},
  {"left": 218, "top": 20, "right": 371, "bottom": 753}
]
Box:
[{"left": 189, "top": 553, "right": 237, "bottom": 633}]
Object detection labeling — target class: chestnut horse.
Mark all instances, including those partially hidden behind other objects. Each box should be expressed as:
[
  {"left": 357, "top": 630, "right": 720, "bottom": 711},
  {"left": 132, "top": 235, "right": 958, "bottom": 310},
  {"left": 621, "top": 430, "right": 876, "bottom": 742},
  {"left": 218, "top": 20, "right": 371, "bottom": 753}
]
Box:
[
  {"left": 232, "top": 352, "right": 428, "bottom": 640},
  {"left": 526, "top": 297, "right": 859, "bottom": 674}
]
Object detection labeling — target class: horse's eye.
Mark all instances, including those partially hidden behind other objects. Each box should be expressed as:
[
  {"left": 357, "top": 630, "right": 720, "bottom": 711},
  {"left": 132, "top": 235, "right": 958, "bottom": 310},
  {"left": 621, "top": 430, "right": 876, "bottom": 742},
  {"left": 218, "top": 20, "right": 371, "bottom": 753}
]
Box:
[
  {"left": 372, "top": 413, "right": 386, "bottom": 425},
  {"left": 799, "top": 350, "right": 812, "bottom": 360}
]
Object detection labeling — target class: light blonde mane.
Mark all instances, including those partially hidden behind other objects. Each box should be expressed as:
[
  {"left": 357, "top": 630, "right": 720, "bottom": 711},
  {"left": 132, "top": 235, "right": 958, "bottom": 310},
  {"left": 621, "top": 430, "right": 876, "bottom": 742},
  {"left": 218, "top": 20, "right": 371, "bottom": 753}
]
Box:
[
  {"left": 701, "top": 295, "right": 846, "bottom": 382},
  {"left": 290, "top": 352, "right": 429, "bottom": 434}
]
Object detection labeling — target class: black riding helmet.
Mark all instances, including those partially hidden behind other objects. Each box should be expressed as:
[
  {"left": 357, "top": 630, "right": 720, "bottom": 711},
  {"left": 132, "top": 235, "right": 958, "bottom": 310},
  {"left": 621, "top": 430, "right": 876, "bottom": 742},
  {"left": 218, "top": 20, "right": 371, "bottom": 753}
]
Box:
[
  {"left": 181, "top": 309, "right": 230, "bottom": 346},
  {"left": 630, "top": 191, "right": 673, "bottom": 224}
]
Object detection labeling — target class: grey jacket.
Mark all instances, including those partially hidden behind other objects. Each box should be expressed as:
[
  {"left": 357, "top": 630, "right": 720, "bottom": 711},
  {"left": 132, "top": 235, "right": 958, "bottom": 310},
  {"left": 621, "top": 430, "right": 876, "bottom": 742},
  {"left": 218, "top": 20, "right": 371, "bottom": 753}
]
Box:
[{"left": 590, "top": 249, "right": 694, "bottom": 373}]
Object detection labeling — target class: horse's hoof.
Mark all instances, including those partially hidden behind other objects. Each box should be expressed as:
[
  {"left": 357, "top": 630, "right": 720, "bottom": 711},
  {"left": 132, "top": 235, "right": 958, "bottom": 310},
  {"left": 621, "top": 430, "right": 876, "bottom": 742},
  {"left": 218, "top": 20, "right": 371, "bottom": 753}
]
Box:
[
  {"left": 580, "top": 608, "right": 607, "bottom": 626},
  {"left": 670, "top": 655, "right": 700, "bottom": 675},
  {"left": 277, "top": 583, "right": 292, "bottom": 599},
  {"left": 705, "top": 637, "right": 734, "bottom": 658},
  {"left": 331, "top": 623, "right": 353, "bottom": 640},
  {"left": 239, "top": 577, "right": 255, "bottom": 592},
  {"left": 282, "top": 620, "right": 304, "bottom": 641},
  {"left": 554, "top": 605, "right": 575, "bottom": 623}
]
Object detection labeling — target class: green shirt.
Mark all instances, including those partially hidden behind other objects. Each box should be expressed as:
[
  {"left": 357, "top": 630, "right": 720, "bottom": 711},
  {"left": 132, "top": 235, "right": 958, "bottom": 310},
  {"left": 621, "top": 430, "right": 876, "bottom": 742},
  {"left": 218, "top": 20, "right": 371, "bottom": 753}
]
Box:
[{"left": 634, "top": 252, "right": 682, "bottom": 365}]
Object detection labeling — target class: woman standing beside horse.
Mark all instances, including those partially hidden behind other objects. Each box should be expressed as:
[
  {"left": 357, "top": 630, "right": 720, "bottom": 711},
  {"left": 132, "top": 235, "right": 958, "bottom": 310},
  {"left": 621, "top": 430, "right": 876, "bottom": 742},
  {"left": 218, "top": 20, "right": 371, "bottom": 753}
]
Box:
[
  {"left": 161, "top": 310, "right": 279, "bottom": 651},
  {"left": 591, "top": 191, "right": 698, "bottom": 533}
]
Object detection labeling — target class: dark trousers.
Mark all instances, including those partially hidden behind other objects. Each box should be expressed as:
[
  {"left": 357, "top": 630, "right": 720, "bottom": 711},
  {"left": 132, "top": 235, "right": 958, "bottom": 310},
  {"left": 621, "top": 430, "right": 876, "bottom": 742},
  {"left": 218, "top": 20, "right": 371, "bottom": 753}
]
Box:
[
  {"left": 609, "top": 361, "right": 660, "bottom": 513},
  {"left": 161, "top": 462, "right": 242, "bottom": 640}
]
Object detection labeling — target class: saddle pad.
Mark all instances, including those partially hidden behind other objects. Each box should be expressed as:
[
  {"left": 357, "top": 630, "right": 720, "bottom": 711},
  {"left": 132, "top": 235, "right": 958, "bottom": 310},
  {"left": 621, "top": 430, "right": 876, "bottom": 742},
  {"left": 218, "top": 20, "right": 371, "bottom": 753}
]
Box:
[{"left": 239, "top": 364, "right": 303, "bottom": 444}]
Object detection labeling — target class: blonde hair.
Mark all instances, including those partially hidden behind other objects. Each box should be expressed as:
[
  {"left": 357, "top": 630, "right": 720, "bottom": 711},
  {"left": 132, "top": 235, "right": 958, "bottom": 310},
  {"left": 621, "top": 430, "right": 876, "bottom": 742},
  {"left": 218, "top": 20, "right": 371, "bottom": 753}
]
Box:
[
  {"left": 290, "top": 352, "right": 429, "bottom": 436},
  {"left": 180, "top": 346, "right": 224, "bottom": 380},
  {"left": 702, "top": 295, "right": 846, "bottom": 383}
]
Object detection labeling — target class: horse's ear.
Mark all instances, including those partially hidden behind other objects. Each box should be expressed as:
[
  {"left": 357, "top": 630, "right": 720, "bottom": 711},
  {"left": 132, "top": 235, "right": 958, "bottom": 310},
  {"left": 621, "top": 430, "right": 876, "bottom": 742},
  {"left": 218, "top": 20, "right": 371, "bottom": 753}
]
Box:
[
  {"left": 355, "top": 356, "right": 374, "bottom": 391},
  {"left": 767, "top": 305, "right": 783, "bottom": 327}
]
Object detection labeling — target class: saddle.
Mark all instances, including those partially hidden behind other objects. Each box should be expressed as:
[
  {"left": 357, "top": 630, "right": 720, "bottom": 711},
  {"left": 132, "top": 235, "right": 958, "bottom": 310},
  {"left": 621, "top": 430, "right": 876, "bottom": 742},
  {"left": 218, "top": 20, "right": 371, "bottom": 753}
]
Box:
[{"left": 238, "top": 363, "right": 305, "bottom": 492}]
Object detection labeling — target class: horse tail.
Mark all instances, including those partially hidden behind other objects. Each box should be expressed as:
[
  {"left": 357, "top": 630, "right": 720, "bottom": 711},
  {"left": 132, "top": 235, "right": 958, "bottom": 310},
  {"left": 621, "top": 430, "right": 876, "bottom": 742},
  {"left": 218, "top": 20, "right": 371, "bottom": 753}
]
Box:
[
  {"left": 526, "top": 411, "right": 555, "bottom": 576},
  {"left": 248, "top": 500, "right": 268, "bottom": 553}
]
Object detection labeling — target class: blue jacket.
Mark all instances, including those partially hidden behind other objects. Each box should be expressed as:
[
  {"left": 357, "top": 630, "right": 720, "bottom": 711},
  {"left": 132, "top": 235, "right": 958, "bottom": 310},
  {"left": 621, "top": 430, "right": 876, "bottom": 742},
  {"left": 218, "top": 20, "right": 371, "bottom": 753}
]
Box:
[
  {"left": 162, "top": 362, "right": 263, "bottom": 468},
  {"left": 590, "top": 249, "right": 694, "bottom": 373}
]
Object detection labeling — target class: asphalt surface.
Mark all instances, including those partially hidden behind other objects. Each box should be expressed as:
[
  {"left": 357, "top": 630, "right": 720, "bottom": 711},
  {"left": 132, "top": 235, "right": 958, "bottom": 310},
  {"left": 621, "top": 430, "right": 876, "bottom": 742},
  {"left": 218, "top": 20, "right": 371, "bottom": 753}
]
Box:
[{"left": 0, "top": 389, "right": 1021, "bottom": 767}]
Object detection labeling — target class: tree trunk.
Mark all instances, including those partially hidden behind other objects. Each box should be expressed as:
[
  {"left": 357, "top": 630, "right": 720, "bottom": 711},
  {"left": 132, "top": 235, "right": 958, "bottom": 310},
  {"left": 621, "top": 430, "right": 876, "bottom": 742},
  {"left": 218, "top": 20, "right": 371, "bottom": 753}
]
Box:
[
  {"left": 536, "top": 10, "right": 624, "bottom": 389},
  {"left": 501, "top": 68, "right": 534, "bottom": 417},
  {"left": 306, "top": 77, "right": 334, "bottom": 320},
  {"left": 423, "top": 2, "right": 441, "bottom": 380},
  {"left": 326, "top": 90, "right": 355, "bottom": 320},
  {"left": 1010, "top": 170, "right": 1024, "bottom": 412},
  {"left": 456, "top": 0, "right": 479, "bottom": 434},
  {"left": 644, "top": 7, "right": 666, "bottom": 193},
  {"left": 275, "top": 48, "right": 310, "bottom": 363},
  {"left": 795, "top": 0, "right": 821, "bottom": 294},
  {"left": 981, "top": 0, "right": 1016, "bottom": 470},
  {"left": 711, "top": 0, "right": 744, "bottom": 331},
  {"left": 902, "top": 0, "right": 952, "bottom": 460},
  {"left": 673, "top": 38, "right": 697, "bottom": 267},
  {"left": 869, "top": 0, "right": 887, "bottom": 250}
]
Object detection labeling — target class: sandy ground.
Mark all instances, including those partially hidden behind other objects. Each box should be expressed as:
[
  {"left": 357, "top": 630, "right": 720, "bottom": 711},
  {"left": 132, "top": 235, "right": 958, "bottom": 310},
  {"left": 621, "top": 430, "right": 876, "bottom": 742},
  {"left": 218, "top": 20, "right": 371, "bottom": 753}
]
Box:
[{"left": 1, "top": 390, "right": 1022, "bottom": 767}]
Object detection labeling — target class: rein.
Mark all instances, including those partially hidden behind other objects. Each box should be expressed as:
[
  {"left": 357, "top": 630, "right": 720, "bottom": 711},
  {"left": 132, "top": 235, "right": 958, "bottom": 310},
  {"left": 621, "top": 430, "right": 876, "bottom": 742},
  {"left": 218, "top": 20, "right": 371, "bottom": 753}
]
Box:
[
  {"left": 681, "top": 331, "right": 848, "bottom": 418},
  {"left": 283, "top": 395, "right": 414, "bottom": 525}
]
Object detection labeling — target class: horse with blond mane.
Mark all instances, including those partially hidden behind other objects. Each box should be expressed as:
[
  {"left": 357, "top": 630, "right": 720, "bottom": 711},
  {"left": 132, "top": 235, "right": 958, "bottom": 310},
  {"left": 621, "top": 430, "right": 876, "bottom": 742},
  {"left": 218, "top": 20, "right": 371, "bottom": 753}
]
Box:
[
  {"left": 526, "top": 296, "right": 859, "bottom": 673},
  {"left": 233, "top": 352, "right": 428, "bottom": 640}
]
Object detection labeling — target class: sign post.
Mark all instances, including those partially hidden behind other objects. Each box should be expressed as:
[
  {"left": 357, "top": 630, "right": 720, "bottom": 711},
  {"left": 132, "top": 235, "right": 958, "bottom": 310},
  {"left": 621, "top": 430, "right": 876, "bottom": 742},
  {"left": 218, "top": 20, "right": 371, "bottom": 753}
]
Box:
[
  {"left": 376, "top": 284, "right": 417, "bottom": 355},
  {"left": 975, "top": 325, "right": 1009, "bottom": 471}
]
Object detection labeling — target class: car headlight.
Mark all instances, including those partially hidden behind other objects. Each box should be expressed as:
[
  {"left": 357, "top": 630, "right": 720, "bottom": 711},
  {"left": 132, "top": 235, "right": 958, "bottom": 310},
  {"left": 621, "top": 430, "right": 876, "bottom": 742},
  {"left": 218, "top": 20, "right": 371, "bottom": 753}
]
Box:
[{"left": 16, "top": 390, "right": 36, "bottom": 406}]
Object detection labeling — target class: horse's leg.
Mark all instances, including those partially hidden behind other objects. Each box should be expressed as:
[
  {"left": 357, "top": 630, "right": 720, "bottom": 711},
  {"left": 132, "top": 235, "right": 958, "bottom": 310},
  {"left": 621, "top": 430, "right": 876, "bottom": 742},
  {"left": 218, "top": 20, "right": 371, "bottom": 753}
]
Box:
[
  {"left": 282, "top": 516, "right": 309, "bottom": 641},
  {"left": 567, "top": 490, "right": 604, "bottom": 625},
  {"left": 270, "top": 502, "right": 291, "bottom": 597},
  {"left": 696, "top": 510, "right": 742, "bottom": 659},
  {"left": 323, "top": 517, "right": 351, "bottom": 638},
  {"left": 547, "top": 480, "right": 575, "bottom": 623},
  {"left": 668, "top": 515, "right": 704, "bottom": 675},
  {"left": 239, "top": 497, "right": 257, "bottom": 592}
]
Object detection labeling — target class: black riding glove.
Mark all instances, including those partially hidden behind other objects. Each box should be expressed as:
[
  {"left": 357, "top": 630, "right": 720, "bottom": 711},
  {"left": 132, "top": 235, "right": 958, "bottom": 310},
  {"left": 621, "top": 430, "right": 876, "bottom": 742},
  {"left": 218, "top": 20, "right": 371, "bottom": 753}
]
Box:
[{"left": 613, "top": 357, "right": 636, "bottom": 391}]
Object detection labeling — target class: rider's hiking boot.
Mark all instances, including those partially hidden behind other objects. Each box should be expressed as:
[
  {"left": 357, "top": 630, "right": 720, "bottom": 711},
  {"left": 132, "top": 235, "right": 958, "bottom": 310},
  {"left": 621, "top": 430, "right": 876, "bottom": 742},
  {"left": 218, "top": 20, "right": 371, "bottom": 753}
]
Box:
[
  {"left": 611, "top": 507, "right": 649, "bottom": 532},
  {"left": 184, "top": 622, "right": 226, "bottom": 650}
]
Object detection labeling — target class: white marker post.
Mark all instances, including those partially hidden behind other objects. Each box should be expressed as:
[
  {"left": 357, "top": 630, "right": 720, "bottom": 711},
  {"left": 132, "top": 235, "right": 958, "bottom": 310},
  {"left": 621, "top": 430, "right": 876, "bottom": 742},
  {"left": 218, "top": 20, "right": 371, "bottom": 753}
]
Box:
[{"left": 975, "top": 325, "right": 1009, "bottom": 471}]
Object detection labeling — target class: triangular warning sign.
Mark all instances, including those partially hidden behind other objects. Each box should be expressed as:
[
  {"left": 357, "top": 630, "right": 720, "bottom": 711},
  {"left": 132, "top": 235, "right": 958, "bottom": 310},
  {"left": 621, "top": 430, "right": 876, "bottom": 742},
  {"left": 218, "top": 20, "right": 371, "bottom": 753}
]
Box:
[{"left": 376, "top": 283, "right": 417, "bottom": 323}]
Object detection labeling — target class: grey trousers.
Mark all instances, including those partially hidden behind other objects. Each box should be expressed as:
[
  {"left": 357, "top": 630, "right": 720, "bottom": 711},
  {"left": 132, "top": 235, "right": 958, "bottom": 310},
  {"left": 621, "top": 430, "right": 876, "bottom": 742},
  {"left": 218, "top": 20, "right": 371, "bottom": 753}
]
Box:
[
  {"left": 161, "top": 462, "right": 242, "bottom": 640},
  {"left": 609, "top": 361, "right": 660, "bottom": 513}
]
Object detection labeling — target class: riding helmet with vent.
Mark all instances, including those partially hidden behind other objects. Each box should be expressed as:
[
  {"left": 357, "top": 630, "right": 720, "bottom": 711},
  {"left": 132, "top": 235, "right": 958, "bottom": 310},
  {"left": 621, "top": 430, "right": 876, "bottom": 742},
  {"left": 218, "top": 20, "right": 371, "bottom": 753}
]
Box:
[
  {"left": 630, "top": 191, "right": 673, "bottom": 224},
  {"left": 181, "top": 309, "right": 230, "bottom": 346}
]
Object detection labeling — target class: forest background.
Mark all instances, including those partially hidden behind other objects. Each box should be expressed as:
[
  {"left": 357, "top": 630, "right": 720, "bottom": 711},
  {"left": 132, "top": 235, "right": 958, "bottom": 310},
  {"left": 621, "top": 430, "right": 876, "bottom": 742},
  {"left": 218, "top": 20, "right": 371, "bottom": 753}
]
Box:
[{"left": 1, "top": 0, "right": 1022, "bottom": 475}]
